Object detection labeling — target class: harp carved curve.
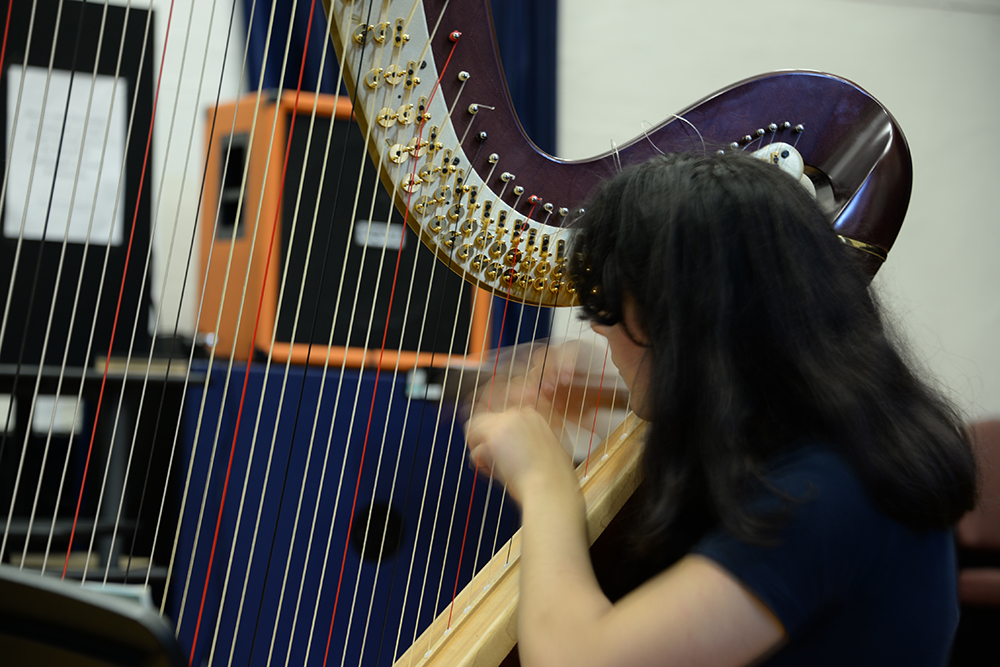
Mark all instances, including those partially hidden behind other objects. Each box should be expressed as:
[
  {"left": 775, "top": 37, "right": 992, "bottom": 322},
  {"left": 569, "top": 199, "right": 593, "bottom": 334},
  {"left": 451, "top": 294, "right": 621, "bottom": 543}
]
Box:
[
  {"left": 324, "top": 0, "right": 912, "bottom": 306},
  {"left": 324, "top": 1, "right": 914, "bottom": 664}
]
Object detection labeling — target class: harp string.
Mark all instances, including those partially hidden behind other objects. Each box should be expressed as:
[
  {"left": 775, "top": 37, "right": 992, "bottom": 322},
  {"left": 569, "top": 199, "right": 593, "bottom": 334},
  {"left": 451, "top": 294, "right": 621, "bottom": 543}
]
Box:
[
  {"left": 124, "top": 0, "right": 241, "bottom": 592},
  {"left": 215, "top": 2, "right": 434, "bottom": 664},
  {"left": 435, "top": 167, "right": 527, "bottom": 636},
  {"left": 384, "top": 1, "right": 548, "bottom": 645},
  {"left": 170, "top": 0, "right": 290, "bottom": 647},
  {"left": 341, "top": 32, "right": 489, "bottom": 664},
  {"left": 0, "top": 0, "right": 154, "bottom": 585},
  {"left": 490, "top": 291, "right": 555, "bottom": 569},
  {"left": 266, "top": 28, "right": 376, "bottom": 667},
  {"left": 0, "top": 0, "right": 37, "bottom": 376},
  {"left": 161, "top": 0, "right": 264, "bottom": 624},
  {"left": 474, "top": 157, "right": 534, "bottom": 588},
  {"left": 100, "top": 0, "right": 197, "bottom": 590},
  {"left": 183, "top": 0, "right": 335, "bottom": 657},
  {"left": 203, "top": 3, "right": 335, "bottom": 664},
  {"left": 253, "top": 23, "right": 361, "bottom": 667},
  {"left": 579, "top": 344, "right": 610, "bottom": 478},
  {"left": 359, "top": 35, "right": 483, "bottom": 656},
  {"left": 0, "top": 0, "right": 10, "bottom": 75},
  {"left": 0, "top": 1, "right": 74, "bottom": 556},
  {"left": 485, "top": 298, "right": 555, "bottom": 586},
  {"left": 226, "top": 9, "right": 357, "bottom": 667},
  {"left": 395, "top": 155, "right": 502, "bottom": 661},
  {"left": 260, "top": 7, "right": 387, "bottom": 661},
  {"left": 294, "top": 69, "right": 389, "bottom": 667},
  {"left": 324, "top": 8, "right": 473, "bottom": 664},
  {"left": 0, "top": 0, "right": 61, "bottom": 420},
  {"left": 292, "top": 0, "right": 612, "bottom": 656},
  {"left": 269, "top": 0, "right": 374, "bottom": 664},
  {"left": 63, "top": 0, "right": 173, "bottom": 582},
  {"left": 459, "top": 200, "right": 545, "bottom": 617},
  {"left": 39, "top": 0, "right": 140, "bottom": 588},
  {"left": 1, "top": 0, "right": 84, "bottom": 565},
  {"left": 0, "top": 1, "right": 613, "bottom": 664},
  {"left": 194, "top": 0, "right": 430, "bottom": 664},
  {"left": 99, "top": 0, "right": 220, "bottom": 588},
  {"left": 374, "top": 205, "right": 479, "bottom": 666},
  {"left": 37, "top": 0, "right": 146, "bottom": 579},
  {"left": 446, "top": 191, "right": 538, "bottom": 628},
  {"left": 199, "top": 17, "right": 410, "bottom": 667}
]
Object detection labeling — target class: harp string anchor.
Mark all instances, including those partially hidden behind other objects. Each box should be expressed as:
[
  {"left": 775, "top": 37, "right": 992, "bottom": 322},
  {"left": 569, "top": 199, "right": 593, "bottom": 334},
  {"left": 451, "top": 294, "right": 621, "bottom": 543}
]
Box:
[
  {"left": 393, "top": 17, "right": 409, "bottom": 47},
  {"left": 468, "top": 103, "right": 495, "bottom": 115}
]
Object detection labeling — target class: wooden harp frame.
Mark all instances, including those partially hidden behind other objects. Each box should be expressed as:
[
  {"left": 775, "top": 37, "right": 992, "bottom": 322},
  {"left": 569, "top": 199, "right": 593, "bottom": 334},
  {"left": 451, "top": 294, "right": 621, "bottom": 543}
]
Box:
[{"left": 0, "top": 0, "right": 912, "bottom": 666}]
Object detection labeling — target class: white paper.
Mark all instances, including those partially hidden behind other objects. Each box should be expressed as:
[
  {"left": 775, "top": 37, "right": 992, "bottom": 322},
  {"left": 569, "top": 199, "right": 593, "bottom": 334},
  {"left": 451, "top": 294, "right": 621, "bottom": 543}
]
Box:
[
  {"left": 31, "top": 394, "right": 83, "bottom": 436},
  {"left": 5, "top": 64, "right": 128, "bottom": 245},
  {"left": 0, "top": 394, "right": 14, "bottom": 434},
  {"left": 353, "top": 219, "right": 407, "bottom": 250}
]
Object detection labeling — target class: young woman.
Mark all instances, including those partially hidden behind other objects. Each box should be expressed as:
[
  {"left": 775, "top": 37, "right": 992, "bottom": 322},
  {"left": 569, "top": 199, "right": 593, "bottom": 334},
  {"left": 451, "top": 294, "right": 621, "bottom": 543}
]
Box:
[{"left": 465, "top": 151, "right": 977, "bottom": 666}]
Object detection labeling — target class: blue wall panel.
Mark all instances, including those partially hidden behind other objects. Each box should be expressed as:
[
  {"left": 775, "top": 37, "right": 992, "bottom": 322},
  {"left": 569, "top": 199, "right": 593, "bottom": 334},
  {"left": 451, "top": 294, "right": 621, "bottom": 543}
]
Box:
[{"left": 172, "top": 361, "right": 516, "bottom": 666}]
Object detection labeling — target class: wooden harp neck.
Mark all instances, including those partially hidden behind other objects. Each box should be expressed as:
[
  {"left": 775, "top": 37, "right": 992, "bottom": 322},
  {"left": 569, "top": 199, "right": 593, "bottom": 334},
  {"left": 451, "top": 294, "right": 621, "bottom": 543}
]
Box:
[{"left": 394, "top": 413, "right": 648, "bottom": 667}]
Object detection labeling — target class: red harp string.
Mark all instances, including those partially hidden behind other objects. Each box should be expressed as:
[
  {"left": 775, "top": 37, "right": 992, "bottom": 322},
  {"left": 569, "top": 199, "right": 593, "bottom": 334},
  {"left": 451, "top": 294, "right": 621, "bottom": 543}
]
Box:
[{"left": 0, "top": 6, "right": 915, "bottom": 667}]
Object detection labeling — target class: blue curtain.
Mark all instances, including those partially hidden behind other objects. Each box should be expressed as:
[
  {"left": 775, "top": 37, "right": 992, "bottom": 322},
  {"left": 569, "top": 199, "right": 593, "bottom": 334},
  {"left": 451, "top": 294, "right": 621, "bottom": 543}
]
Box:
[
  {"left": 241, "top": 0, "right": 341, "bottom": 94},
  {"left": 242, "top": 0, "right": 557, "bottom": 347},
  {"left": 490, "top": 0, "right": 557, "bottom": 155},
  {"left": 240, "top": 1, "right": 557, "bottom": 149},
  {"left": 489, "top": 0, "right": 557, "bottom": 346}
]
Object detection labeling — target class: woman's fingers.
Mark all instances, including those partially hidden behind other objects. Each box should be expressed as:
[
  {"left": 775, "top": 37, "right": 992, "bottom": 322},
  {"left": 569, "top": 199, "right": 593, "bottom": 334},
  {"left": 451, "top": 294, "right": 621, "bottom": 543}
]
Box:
[
  {"left": 465, "top": 408, "right": 573, "bottom": 502},
  {"left": 528, "top": 342, "right": 578, "bottom": 399}
]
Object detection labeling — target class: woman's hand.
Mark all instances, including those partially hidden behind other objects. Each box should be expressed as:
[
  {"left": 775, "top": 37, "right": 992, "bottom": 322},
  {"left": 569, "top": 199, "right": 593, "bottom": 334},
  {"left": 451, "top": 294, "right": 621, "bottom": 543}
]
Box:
[
  {"left": 465, "top": 407, "right": 579, "bottom": 504},
  {"left": 463, "top": 341, "right": 619, "bottom": 455},
  {"left": 466, "top": 342, "right": 582, "bottom": 415}
]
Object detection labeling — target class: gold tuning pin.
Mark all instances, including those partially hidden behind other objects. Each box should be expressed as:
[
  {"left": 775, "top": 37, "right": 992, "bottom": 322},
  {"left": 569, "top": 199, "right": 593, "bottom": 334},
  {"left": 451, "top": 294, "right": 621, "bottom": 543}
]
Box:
[
  {"left": 401, "top": 173, "right": 422, "bottom": 193},
  {"left": 353, "top": 23, "right": 371, "bottom": 45},
  {"left": 398, "top": 103, "right": 417, "bottom": 125},
  {"left": 372, "top": 21, "right": 390, "bottom": 43},
  {"left": 488, "top": 240, "right": 507, "bottom": 259},
  {"left": 377, "top": 107, "right": 397, "bottom": 128},
  {"left": 365, "top": 68, "right": 384, "bottom": 89},
  {"left": 383, "top": 64, "right": 405, "bottom": 86}
]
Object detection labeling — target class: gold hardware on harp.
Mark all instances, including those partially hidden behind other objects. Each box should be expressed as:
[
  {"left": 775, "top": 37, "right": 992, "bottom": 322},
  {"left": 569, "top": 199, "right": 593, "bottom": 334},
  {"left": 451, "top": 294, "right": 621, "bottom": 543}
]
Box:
[{"left": 0, "top": 1, "right": 914, "bottom": 665}]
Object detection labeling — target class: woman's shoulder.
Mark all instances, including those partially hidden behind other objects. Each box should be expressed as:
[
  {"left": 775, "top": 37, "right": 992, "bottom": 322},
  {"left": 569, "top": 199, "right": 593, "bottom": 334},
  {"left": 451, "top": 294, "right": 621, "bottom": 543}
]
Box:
[
  {"left": 694, "top": 439, "right": 958, "bottom": 661},
  {"left": 748, "top": 440, "right": 868, "bottom": 517},
  {"left": 763, "top": 440, "right": 854, "bottom": 486}
]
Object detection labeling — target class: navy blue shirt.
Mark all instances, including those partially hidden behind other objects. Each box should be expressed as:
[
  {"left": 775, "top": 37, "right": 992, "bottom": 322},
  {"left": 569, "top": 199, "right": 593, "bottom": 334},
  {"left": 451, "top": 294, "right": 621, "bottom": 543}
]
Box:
[{"left": 693, "top": 445, "right": 958, "bottom": 665}]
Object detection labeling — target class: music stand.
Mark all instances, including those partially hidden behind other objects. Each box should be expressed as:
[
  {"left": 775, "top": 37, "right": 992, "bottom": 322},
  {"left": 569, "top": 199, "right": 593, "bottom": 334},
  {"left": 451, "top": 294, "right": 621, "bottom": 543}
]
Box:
[{"left": 0, "top": 565, "right": 186, "bottom": 666}]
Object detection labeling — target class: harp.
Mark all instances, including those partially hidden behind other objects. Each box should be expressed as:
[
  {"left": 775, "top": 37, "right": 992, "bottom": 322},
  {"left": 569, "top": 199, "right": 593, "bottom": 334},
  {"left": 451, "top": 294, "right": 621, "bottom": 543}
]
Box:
[{"left": 0, "top": 1, "right": 911, "bottom": 666}]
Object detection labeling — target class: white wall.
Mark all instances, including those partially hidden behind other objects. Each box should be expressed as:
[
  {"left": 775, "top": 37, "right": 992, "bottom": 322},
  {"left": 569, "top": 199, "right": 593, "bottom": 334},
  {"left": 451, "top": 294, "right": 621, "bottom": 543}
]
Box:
[
  {"left": 556, "top": 0, "right": 1000, "bottom": 421},
  {"left": 107, "top": 0, "right": 244, "bottom": 340},
  {"left": 146, "top": 0, "right": 246, "bottom": 343},
  {"left": 111, "top": 0, "right": 998, "bottom": 420}
]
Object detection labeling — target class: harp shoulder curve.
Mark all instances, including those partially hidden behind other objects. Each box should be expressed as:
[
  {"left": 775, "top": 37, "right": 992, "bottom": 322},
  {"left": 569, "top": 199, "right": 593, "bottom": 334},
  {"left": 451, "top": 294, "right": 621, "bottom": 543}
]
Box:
[{"left": 325, "top": 2, "right": 912, "bottom": 306}]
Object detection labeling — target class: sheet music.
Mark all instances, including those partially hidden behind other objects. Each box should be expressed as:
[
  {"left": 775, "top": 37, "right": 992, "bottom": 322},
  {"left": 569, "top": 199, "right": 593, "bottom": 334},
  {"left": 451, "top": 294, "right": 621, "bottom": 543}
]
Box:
[{"left": 4, "top": 64, "right": 127, "bottom": 246}]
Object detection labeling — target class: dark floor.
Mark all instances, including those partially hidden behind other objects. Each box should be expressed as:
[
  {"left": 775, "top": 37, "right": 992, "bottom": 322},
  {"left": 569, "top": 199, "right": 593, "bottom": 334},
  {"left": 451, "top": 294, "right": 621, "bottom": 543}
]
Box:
[{"left": 950, "top": 605, "right": 999, "bottom": 666}]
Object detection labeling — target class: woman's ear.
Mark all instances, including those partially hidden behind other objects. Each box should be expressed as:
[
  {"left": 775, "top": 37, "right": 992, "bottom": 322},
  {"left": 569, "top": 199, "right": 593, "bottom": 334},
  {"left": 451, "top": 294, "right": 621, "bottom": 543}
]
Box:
[{"left": 622, "top": 293, "right": 651, "bottom": 347}]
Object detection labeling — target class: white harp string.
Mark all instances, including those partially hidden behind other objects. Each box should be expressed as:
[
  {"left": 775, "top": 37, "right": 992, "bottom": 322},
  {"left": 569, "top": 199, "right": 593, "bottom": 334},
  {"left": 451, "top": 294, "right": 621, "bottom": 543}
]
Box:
[
  {"left": 3, "top": 0, "right": 153, "bottom": 581},
  {"left": 0, "top": 2, "right": 636, "bottom": 666}
]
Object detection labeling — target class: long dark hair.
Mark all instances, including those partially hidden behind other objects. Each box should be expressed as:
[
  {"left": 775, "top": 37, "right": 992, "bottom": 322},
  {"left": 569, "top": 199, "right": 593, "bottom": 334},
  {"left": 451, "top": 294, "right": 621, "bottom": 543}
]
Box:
[{"left": 568, "top": 151, "right": 976, "bottom": 553}]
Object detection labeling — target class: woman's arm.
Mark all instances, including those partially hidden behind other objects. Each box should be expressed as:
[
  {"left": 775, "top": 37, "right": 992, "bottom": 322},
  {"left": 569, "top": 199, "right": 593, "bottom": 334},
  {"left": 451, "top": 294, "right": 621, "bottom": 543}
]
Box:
[{"left": 466, "top": 408, "right": 786, "bottom": 667}]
